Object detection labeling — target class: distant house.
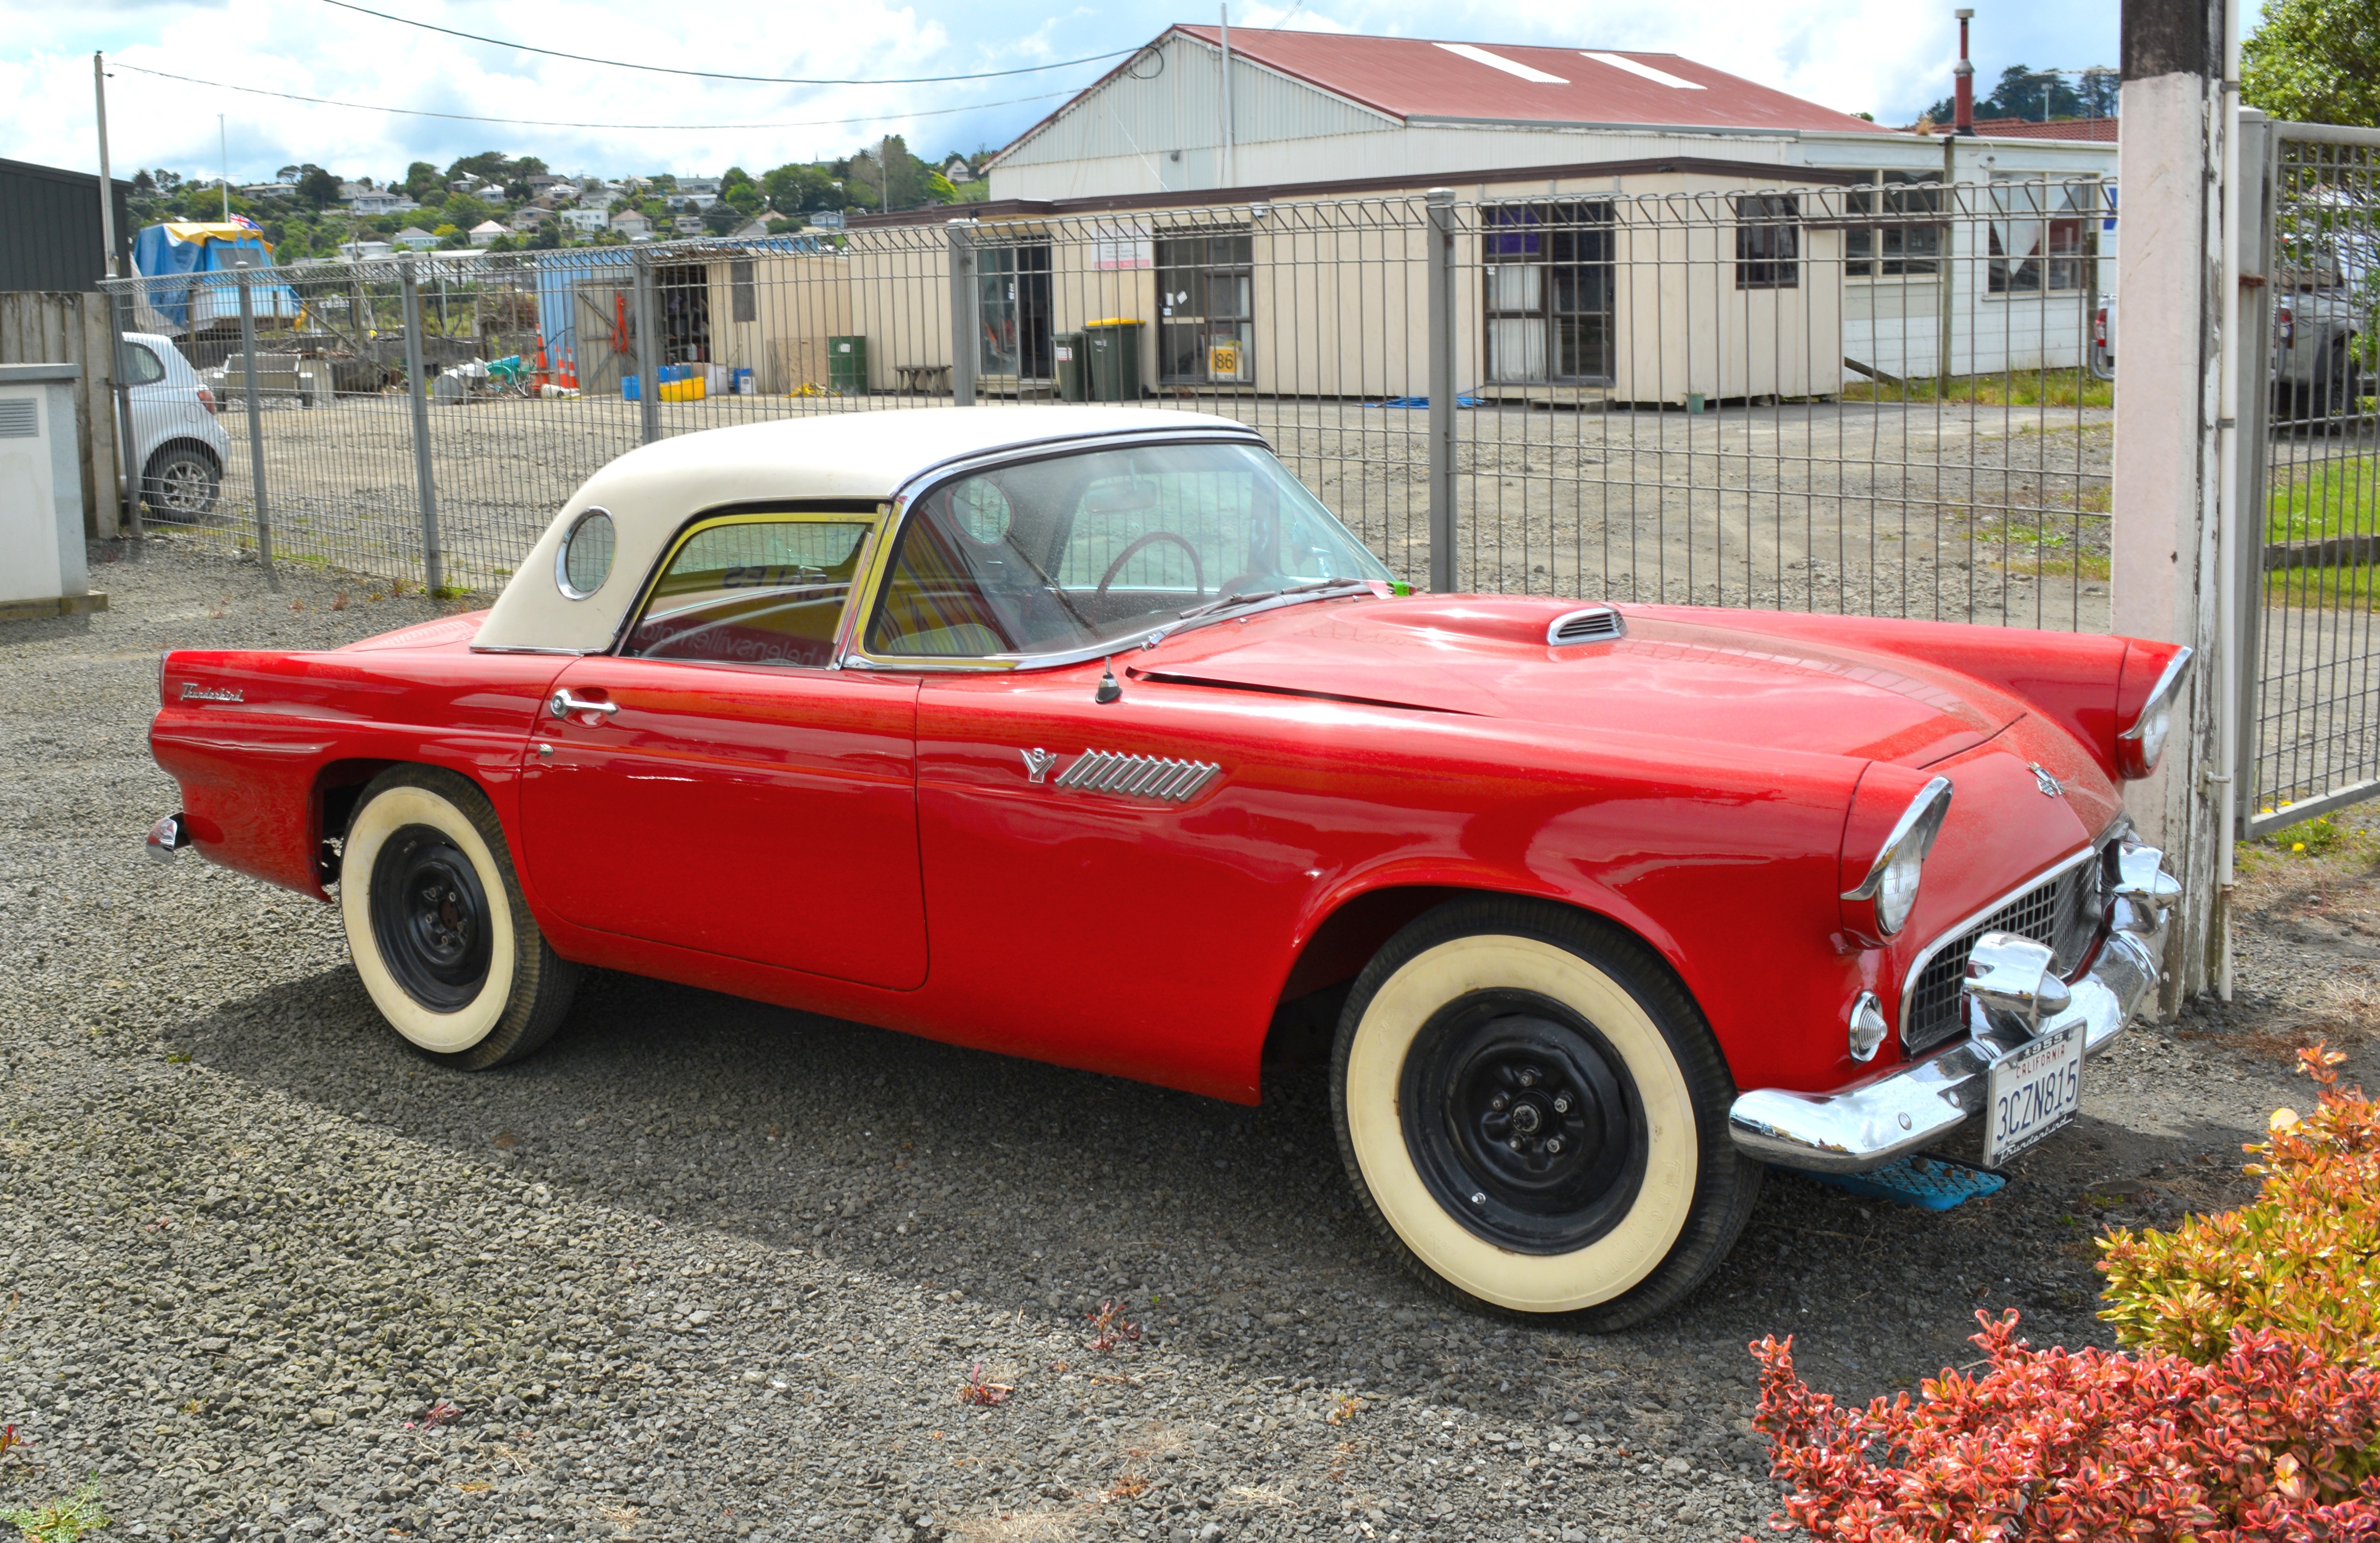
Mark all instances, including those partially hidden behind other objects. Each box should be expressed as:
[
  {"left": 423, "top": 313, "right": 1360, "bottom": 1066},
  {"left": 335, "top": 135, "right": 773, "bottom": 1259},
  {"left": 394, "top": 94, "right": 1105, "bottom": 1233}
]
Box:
[
  {"left": 508, "top": 208, "right": 546, "bottom": 233},
  {"left": 468, "top": 219, "right": 507, "bottom": 247},
  {"left": 610, "top": 209, "right": 653, "bottom": 239},
  {"left": 525, "top": 174, "right": 564, "bottom": 194},
  {"left": 393, "top": 226, "right": 440, "bottom": 250},
  {"left": 940, "top": 155, "right": 976, "bottom": 183},
  {"left": 241, "top": 181, "right": 297, "bottom": 200},
  {"left": 728, "top": 218, "right": 772, "bottom": 240},
  {"left": 672, "top": 213, "right": 704, "bottom": 234},
  {"left": 680, "top": 177, "right": 721, "bottom": 196},
  {"left": 559, "top": 208, "right": 608, "bottom": 233},
  {"left": 807, "top": 209, "right": 846, "bottom": 231},
  {"left": 666, "top": 192, "right": 719, "bottom": 212},
  {"left": 337, "top": 239, "right": 394, "bottom": 261},
  {"left": 346, "top": 187, "right": 405, "bottom": 216}
]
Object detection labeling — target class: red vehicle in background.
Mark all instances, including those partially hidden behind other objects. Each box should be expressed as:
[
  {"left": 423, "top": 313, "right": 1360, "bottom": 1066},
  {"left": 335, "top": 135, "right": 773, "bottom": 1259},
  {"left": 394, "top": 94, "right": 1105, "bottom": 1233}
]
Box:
[{"left": 147, "top": 408, "right": 2187, "bottom": 1326}]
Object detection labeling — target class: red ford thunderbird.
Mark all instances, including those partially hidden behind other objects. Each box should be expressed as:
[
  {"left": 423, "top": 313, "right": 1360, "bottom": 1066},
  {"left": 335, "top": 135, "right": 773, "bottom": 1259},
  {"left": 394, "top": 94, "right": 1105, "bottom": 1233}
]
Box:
[{"left": 147, "top": 408, "right": 2188, "bottom": 1326}]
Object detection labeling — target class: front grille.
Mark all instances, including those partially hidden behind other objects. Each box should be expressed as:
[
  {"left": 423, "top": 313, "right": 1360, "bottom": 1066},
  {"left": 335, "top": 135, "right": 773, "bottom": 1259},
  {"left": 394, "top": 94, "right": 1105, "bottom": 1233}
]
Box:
[{"left": 1902, "top": 850, "right": 2106, "bottom": 1054}]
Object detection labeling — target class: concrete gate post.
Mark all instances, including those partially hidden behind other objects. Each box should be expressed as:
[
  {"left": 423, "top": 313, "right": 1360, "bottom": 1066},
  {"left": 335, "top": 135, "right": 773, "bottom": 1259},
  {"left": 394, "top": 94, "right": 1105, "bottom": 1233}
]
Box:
[{"left": 2112, "top": 0, "right": 2238, "bottom": 1008}]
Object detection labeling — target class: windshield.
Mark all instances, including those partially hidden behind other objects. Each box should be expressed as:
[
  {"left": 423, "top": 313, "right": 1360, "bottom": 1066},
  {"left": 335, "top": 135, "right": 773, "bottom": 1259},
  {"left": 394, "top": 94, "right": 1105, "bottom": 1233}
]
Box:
[{"left": 865, "top": 440, "right": 1390, "bottom": 659}]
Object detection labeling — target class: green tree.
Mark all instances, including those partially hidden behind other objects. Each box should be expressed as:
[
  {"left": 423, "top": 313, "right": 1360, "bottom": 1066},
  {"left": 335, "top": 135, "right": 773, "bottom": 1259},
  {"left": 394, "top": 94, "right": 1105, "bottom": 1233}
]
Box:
[
  {"left": 401, "top": 161, "right": 441, "bottom": 199},
  {"left": 297, "top": 165, "right": 342, "bottom": 210},
  {"left": 441, "top": 192, "right": 494, "bottom": 230},
  {"left": 761, "top": 162, "right": 838, "bottom": 213},
  {"left": 724, "top": 182, "right": 764, "bottom": 216},
  {"left": 2245, "top": 0, "right": 2380, "bottom": 126},
  {"left": 444, "top": 150, "right": 512, "bottom": 184}
]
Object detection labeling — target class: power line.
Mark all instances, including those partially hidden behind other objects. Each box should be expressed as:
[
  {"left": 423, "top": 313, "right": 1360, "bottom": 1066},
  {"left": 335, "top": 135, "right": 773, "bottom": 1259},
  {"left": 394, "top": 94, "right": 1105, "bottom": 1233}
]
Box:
[
  {"left": 108, "top": 61, "right": 1073, "bottom": 132},
  {"left": 319, "top": 0, "right": 1131, "bottom": 86}
]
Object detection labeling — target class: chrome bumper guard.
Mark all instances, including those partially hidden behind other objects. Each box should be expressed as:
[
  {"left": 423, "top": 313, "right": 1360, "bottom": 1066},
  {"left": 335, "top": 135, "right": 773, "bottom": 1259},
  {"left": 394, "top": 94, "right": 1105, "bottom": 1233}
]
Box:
[
  {"left": 1727, "top": 839, "right": 2176, "bottom": 1175},
  {"left": 145, "top": 811, "right": 193, "bottom": 863}
]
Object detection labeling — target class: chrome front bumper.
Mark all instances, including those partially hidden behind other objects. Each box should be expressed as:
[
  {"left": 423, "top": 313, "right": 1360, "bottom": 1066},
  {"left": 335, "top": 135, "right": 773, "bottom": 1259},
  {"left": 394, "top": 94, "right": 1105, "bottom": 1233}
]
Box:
[{"left": 1727, "top": 842, "right": 2174, "bottom": 1175}]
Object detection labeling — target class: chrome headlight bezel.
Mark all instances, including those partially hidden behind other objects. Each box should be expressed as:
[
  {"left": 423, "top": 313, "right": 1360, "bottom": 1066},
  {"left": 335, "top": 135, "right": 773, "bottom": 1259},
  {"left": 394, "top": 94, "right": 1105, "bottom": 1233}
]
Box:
[
  {"left": 1840, "top": 775, "right": 1954, "bottom": 945},
  {"left": 2116, "top": 646, "right": 2193, "bottom": 780}
]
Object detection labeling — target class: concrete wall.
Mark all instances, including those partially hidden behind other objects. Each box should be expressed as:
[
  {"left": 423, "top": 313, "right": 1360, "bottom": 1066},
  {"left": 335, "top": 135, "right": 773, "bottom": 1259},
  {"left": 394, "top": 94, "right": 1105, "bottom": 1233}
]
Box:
[{"left": 0, "top": 291, "right": 125, "bottom": 538}]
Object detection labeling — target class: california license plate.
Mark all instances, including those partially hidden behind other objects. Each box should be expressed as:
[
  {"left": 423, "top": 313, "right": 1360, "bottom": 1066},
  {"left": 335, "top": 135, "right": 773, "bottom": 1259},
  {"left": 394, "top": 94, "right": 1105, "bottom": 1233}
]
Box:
[{"left": 1982, "top": 1021, "right": 2084, "bottom": 1169}]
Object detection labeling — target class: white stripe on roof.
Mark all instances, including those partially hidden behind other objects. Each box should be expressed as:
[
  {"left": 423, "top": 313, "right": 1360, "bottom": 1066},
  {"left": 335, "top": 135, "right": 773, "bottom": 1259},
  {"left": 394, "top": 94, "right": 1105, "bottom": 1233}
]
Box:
[
  {"left": 1433, "top": 43, "right": 1569, "bottom": 85},
  {"left": 1580, "top": 52, "right": 1705, "bottom": 89}
]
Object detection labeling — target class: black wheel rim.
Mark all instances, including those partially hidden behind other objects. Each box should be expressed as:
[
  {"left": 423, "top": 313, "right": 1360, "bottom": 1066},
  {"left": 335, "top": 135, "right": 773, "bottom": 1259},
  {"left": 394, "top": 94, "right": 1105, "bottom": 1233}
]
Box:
[
  {"left": 1399, "top": 989, "right": 1648, "bottom": 1255},
  {"left": 368, "top": 823, "right": 494, "bottom": 1012}
]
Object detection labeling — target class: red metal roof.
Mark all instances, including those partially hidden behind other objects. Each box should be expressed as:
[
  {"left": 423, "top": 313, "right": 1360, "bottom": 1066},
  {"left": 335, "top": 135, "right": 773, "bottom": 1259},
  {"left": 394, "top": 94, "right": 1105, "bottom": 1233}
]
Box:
[{"left": 1166, "top": 25, "right": 1894, "bottom": 135}]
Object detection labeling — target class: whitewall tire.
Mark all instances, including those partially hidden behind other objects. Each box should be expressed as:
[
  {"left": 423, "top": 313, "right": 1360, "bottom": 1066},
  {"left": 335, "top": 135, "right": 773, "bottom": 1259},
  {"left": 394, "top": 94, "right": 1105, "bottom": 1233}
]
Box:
[
  {"left": 340, "top": 766, "right": 580, "bottom": 1070},
  {"left": 1330, "top": 897, "right": 1760, "bottom": 1327}
]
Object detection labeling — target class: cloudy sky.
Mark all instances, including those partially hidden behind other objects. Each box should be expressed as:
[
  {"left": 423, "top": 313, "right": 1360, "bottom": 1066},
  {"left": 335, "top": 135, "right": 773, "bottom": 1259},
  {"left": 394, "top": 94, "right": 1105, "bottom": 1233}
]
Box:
[{"left": 2, "top": 1, "right": 2152, "bottom": 187}]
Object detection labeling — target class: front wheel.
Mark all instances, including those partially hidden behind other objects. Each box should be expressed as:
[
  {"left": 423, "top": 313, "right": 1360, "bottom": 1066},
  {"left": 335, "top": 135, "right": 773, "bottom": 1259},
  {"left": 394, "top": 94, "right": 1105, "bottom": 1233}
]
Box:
[
  {"left": 340, "top": 766, "right": 580, "bottom": 1070},
  {"left": 140, "top": 445, "right": 220, "bottom": 521},
  {"left": 1331, "top": 898, "right": 1760, "bottom": 1327}
]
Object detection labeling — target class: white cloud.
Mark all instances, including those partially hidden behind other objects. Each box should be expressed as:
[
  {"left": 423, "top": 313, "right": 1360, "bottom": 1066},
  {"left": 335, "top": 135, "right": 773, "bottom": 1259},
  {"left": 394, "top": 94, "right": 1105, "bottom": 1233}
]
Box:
[{"left": 2, "top": 0, "right": 2123, "bottom": 183}]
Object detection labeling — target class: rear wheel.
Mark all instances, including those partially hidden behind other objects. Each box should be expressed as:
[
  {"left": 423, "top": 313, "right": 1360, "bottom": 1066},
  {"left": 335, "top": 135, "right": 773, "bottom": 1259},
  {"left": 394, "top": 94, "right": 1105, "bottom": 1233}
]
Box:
[
  {"left": 140, "top": 444, "right": 219, "bottom": 521},
  {"left": 1331, "top": 897, "right": 1759, "bottom": 1327},
  {"left": 340, "top": 766, "right": 579, "bottom": 1070}
]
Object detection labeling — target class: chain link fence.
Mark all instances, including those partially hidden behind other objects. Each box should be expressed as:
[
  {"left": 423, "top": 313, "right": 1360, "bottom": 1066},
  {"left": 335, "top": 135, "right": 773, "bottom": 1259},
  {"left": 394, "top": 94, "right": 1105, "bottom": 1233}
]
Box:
[{"left": 102, "top": 178, "right": 2111, "bottom": 624}]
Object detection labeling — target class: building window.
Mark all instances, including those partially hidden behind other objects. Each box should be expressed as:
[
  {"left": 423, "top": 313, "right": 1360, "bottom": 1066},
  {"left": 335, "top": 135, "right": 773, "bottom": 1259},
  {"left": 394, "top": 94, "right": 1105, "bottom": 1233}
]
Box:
[
  {"left": 1481, "top": 202, "right": 1614, "bottom": 385},
  {"left": 1734, "top": 195, "right": 1800, "bottom": 289},
  {"left": 1846, "top": 173, "right": 1942, "bottom": 278},
  {"left": 1156, "top": 231, "right": 1253, "bottom": 384},
  {"left": 730, "top": 260, "right": 756, "bottom": 323},
  {"left": 1988, "top": 175, "right": 2096, "bottom": 294}
]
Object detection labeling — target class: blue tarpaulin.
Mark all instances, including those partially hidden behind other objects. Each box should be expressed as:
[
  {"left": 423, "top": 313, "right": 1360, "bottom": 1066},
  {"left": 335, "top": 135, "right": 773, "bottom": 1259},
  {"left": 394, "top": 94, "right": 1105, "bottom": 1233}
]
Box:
[{"left": 133, "top": 223, "right": 300, "bottom": 331}]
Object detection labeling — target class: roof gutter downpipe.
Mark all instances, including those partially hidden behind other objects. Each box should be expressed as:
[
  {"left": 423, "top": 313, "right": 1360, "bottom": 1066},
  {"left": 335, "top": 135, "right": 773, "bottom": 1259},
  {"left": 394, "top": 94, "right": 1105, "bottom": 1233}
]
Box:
[
  {"left": 1954, "top": 7, "right": 1977, "bottom": 135},
  {"left": 1220, "top": 4, "right": 1236, "bottom": 189}
]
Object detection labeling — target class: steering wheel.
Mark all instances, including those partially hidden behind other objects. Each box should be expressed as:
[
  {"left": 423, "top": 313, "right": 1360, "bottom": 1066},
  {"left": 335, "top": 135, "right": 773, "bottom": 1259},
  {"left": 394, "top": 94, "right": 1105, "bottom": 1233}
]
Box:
[{"left": 1096, "top": 532, "right": 1205, "bottom": 599}]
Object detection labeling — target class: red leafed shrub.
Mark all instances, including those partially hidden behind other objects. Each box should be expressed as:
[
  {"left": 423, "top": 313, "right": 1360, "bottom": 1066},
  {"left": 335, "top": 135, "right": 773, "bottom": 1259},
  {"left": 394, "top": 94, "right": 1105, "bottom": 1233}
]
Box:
[{"left": 1750, "top": 1312, "right": 2380, "bottom": 1540}]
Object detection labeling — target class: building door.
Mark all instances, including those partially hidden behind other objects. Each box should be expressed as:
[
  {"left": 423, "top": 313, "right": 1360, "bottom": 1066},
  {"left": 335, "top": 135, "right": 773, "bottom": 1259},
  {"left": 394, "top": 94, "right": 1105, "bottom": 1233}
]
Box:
[
  {"left": 979, "top": 242, "right": 1054, "bottom": 380},
  {"left": 1482, "top": 202, "right": 1615, "bottom": 385}
]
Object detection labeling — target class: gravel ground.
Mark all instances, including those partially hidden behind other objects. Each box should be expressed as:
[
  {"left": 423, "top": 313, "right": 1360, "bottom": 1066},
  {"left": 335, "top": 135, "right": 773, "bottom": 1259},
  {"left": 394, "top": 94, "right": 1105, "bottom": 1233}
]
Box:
[{"left": 0, "top": 542, "right": 2355, "bottom": 1543}]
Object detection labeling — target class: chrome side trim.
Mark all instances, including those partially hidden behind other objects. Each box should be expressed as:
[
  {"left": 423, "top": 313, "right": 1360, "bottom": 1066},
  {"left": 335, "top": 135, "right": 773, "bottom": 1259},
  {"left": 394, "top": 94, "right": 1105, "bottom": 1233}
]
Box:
[
  {"left": 1729, "top": 846, "right": 2170, "bottom": 1174},
  {"left": 1896, "top": 840, "right": 2103, "bottom": 1045},
  {"left": 1051, "top": 749, "right": 1220, "bottom": 802}
]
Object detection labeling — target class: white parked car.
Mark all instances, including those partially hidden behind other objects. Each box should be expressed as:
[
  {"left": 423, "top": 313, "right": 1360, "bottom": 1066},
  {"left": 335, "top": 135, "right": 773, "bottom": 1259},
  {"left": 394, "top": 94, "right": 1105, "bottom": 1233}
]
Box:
[{"left": 118, "top": 332, "right": 232, "bottom": 522}]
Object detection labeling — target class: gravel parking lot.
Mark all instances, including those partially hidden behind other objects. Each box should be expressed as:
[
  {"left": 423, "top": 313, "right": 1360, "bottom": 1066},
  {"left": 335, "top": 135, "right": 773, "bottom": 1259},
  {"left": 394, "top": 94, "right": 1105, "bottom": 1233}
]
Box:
[{"left": 0, "top": 542, "right": 2350, "bottom": 1543}]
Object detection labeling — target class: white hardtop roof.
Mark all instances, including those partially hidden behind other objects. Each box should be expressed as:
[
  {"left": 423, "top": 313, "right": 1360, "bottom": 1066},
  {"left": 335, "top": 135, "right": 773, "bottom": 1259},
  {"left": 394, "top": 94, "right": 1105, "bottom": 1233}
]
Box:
[{"left": 475, "top": 406, "right": 1259, "bottom": 653}]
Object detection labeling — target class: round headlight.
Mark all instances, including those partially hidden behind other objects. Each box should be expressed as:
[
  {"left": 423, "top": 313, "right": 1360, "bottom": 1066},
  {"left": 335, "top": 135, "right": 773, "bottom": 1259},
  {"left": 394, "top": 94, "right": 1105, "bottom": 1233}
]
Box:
[
  {"left": 2117, "top": 647, "right": 2191, "bottom": 780},
  {"left": 1877, "top": 842, "right": 1927, "bottom": 935}
]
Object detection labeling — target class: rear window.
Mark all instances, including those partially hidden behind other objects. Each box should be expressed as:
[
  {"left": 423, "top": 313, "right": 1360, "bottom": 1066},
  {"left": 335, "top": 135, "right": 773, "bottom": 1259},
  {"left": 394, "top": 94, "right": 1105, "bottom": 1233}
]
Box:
[{"left": 118, "top": 342, "right": 167, "bottom": 386}]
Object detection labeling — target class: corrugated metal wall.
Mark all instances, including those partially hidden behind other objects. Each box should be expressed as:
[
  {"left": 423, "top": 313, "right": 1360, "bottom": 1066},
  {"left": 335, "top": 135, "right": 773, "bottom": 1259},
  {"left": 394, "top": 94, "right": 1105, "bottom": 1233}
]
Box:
[
  {"left": 998, "top": 31, "right": 1399, "bottom": 176},
  {"left": 0, "top": 157, "right": 132, "bottom": 293}
]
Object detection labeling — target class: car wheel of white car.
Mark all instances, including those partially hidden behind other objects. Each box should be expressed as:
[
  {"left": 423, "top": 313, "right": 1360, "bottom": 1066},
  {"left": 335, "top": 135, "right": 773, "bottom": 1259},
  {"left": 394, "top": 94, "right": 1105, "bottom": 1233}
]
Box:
[
  {"left": 340, "top": 766, "right": 580, "bottom": 1070},
  {"left": 140, "top": 445, "right": 220, "bottom": 521},
  {"left": 1331, "top": 897, "right": 1760, "bottom": 1327}
]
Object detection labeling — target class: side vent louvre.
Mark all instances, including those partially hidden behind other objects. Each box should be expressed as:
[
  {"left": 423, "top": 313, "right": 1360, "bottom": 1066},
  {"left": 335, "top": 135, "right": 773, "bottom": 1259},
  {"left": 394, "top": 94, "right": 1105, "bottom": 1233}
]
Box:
[
  {"left": 0, "top": 399, "right": 36, "bottom": 439},
  {"left": 1547, "top": 605, "right": 1624, "bottom": 646}
]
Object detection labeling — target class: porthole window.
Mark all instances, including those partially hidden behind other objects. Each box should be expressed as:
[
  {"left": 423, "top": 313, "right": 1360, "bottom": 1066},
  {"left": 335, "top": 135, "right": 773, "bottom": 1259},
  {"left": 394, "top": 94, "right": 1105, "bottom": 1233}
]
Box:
[{"left": 556, "top": 508, "right": 616, "bottom": 599}]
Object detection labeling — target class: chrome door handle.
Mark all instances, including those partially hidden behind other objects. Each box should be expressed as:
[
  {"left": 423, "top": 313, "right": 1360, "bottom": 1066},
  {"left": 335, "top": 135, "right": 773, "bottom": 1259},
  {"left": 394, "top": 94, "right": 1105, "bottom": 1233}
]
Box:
[{"left": 548, "top": 689, "right": 620, "bottom": 719}]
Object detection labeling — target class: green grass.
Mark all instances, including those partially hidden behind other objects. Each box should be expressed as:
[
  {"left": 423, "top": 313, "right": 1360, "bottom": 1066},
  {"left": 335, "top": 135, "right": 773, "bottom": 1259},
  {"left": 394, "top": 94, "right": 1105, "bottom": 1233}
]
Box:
[
  {"left": 1841, "top": 367, "right": 2112, "bottom": 410},
  {"left": 2266, "top": 454, "right": 2380, "bottom": 609}
]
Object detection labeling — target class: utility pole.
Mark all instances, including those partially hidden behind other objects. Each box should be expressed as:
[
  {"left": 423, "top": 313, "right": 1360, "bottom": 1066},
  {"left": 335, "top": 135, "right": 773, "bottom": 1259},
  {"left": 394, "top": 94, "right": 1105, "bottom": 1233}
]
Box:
[
  {"left": 218, "top": 114, "right": 230, "bottom": 221},
  {"left": 93, "top": 53, "right": 117, "bottom": 277},
  {"left": 1219, "top": 3, "right": 1236, "bottom": 187}
]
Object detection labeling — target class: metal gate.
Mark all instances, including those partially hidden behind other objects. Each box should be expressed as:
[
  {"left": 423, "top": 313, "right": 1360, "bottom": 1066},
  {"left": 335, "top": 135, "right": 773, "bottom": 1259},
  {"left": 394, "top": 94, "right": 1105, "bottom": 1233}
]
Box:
[{"left": 2243, "top": 122, "right": 2380, "bottom": 835}]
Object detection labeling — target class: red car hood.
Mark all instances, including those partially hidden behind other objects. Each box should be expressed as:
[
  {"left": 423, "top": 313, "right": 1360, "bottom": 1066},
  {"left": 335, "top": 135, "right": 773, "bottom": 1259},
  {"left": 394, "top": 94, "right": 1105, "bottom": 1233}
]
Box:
[{"left": 1133, "top": 597, "right": 2020, "bottom": 767}]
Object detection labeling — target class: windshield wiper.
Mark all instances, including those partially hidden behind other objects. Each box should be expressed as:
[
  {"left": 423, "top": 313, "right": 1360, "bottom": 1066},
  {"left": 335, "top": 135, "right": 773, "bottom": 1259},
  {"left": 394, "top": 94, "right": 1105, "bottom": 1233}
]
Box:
[{"left": 1175, "top": 576, "right": 1373, "bottom": 623}]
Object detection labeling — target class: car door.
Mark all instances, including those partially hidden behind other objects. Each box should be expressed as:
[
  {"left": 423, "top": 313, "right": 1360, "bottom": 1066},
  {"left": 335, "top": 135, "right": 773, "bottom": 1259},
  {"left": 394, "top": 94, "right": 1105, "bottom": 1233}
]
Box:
[
  {"left": 516, "top": 509, "right": 928, "bottom": 990},
  {"left": 118, "top": 337, "right": 176, "bottom": 470}
]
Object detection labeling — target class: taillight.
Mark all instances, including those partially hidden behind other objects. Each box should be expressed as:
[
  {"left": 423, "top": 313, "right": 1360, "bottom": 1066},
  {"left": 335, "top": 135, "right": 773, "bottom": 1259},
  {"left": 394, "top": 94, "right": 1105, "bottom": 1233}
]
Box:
[
  {"left": 2279, "top": 304, "right": 2295, "bottom": 344},
  {"left": 197, "top": 386, "right": 218, "bottom": 415},
  {"left": 2093, "top": 307, "right": 2107, "bottom": 346}
]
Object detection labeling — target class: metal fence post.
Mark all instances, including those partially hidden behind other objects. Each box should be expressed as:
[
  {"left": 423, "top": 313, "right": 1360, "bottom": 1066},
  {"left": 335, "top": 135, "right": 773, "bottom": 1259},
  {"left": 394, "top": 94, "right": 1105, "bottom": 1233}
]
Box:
[
  {"left": 104, "top": 285, "right": 140, "bottom": 539},
  {"left": 234, "top": 268, "right": 274, "bottom": 577},
  {"left": 398, "top": 258, "right": 445, "bottom": 597},
  {"left": 947, "top": 219, "right": 979, "bottom": 406},
  {"left": 1424, "top": 188, "right": 1457, "bottom": 594},
  {"left": 2232, "top": 112, "right": 2276, "bottom": 829},
  {"left": 631, "top": 250, "right": 661, "bottom": 444}
]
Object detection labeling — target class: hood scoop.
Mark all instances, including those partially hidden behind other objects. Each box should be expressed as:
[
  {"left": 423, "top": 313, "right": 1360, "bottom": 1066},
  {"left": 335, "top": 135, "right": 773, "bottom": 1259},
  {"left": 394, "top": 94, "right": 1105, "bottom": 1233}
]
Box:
[{"left": 1547, "top": 605, "right": 1624, "bottom": 646}]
